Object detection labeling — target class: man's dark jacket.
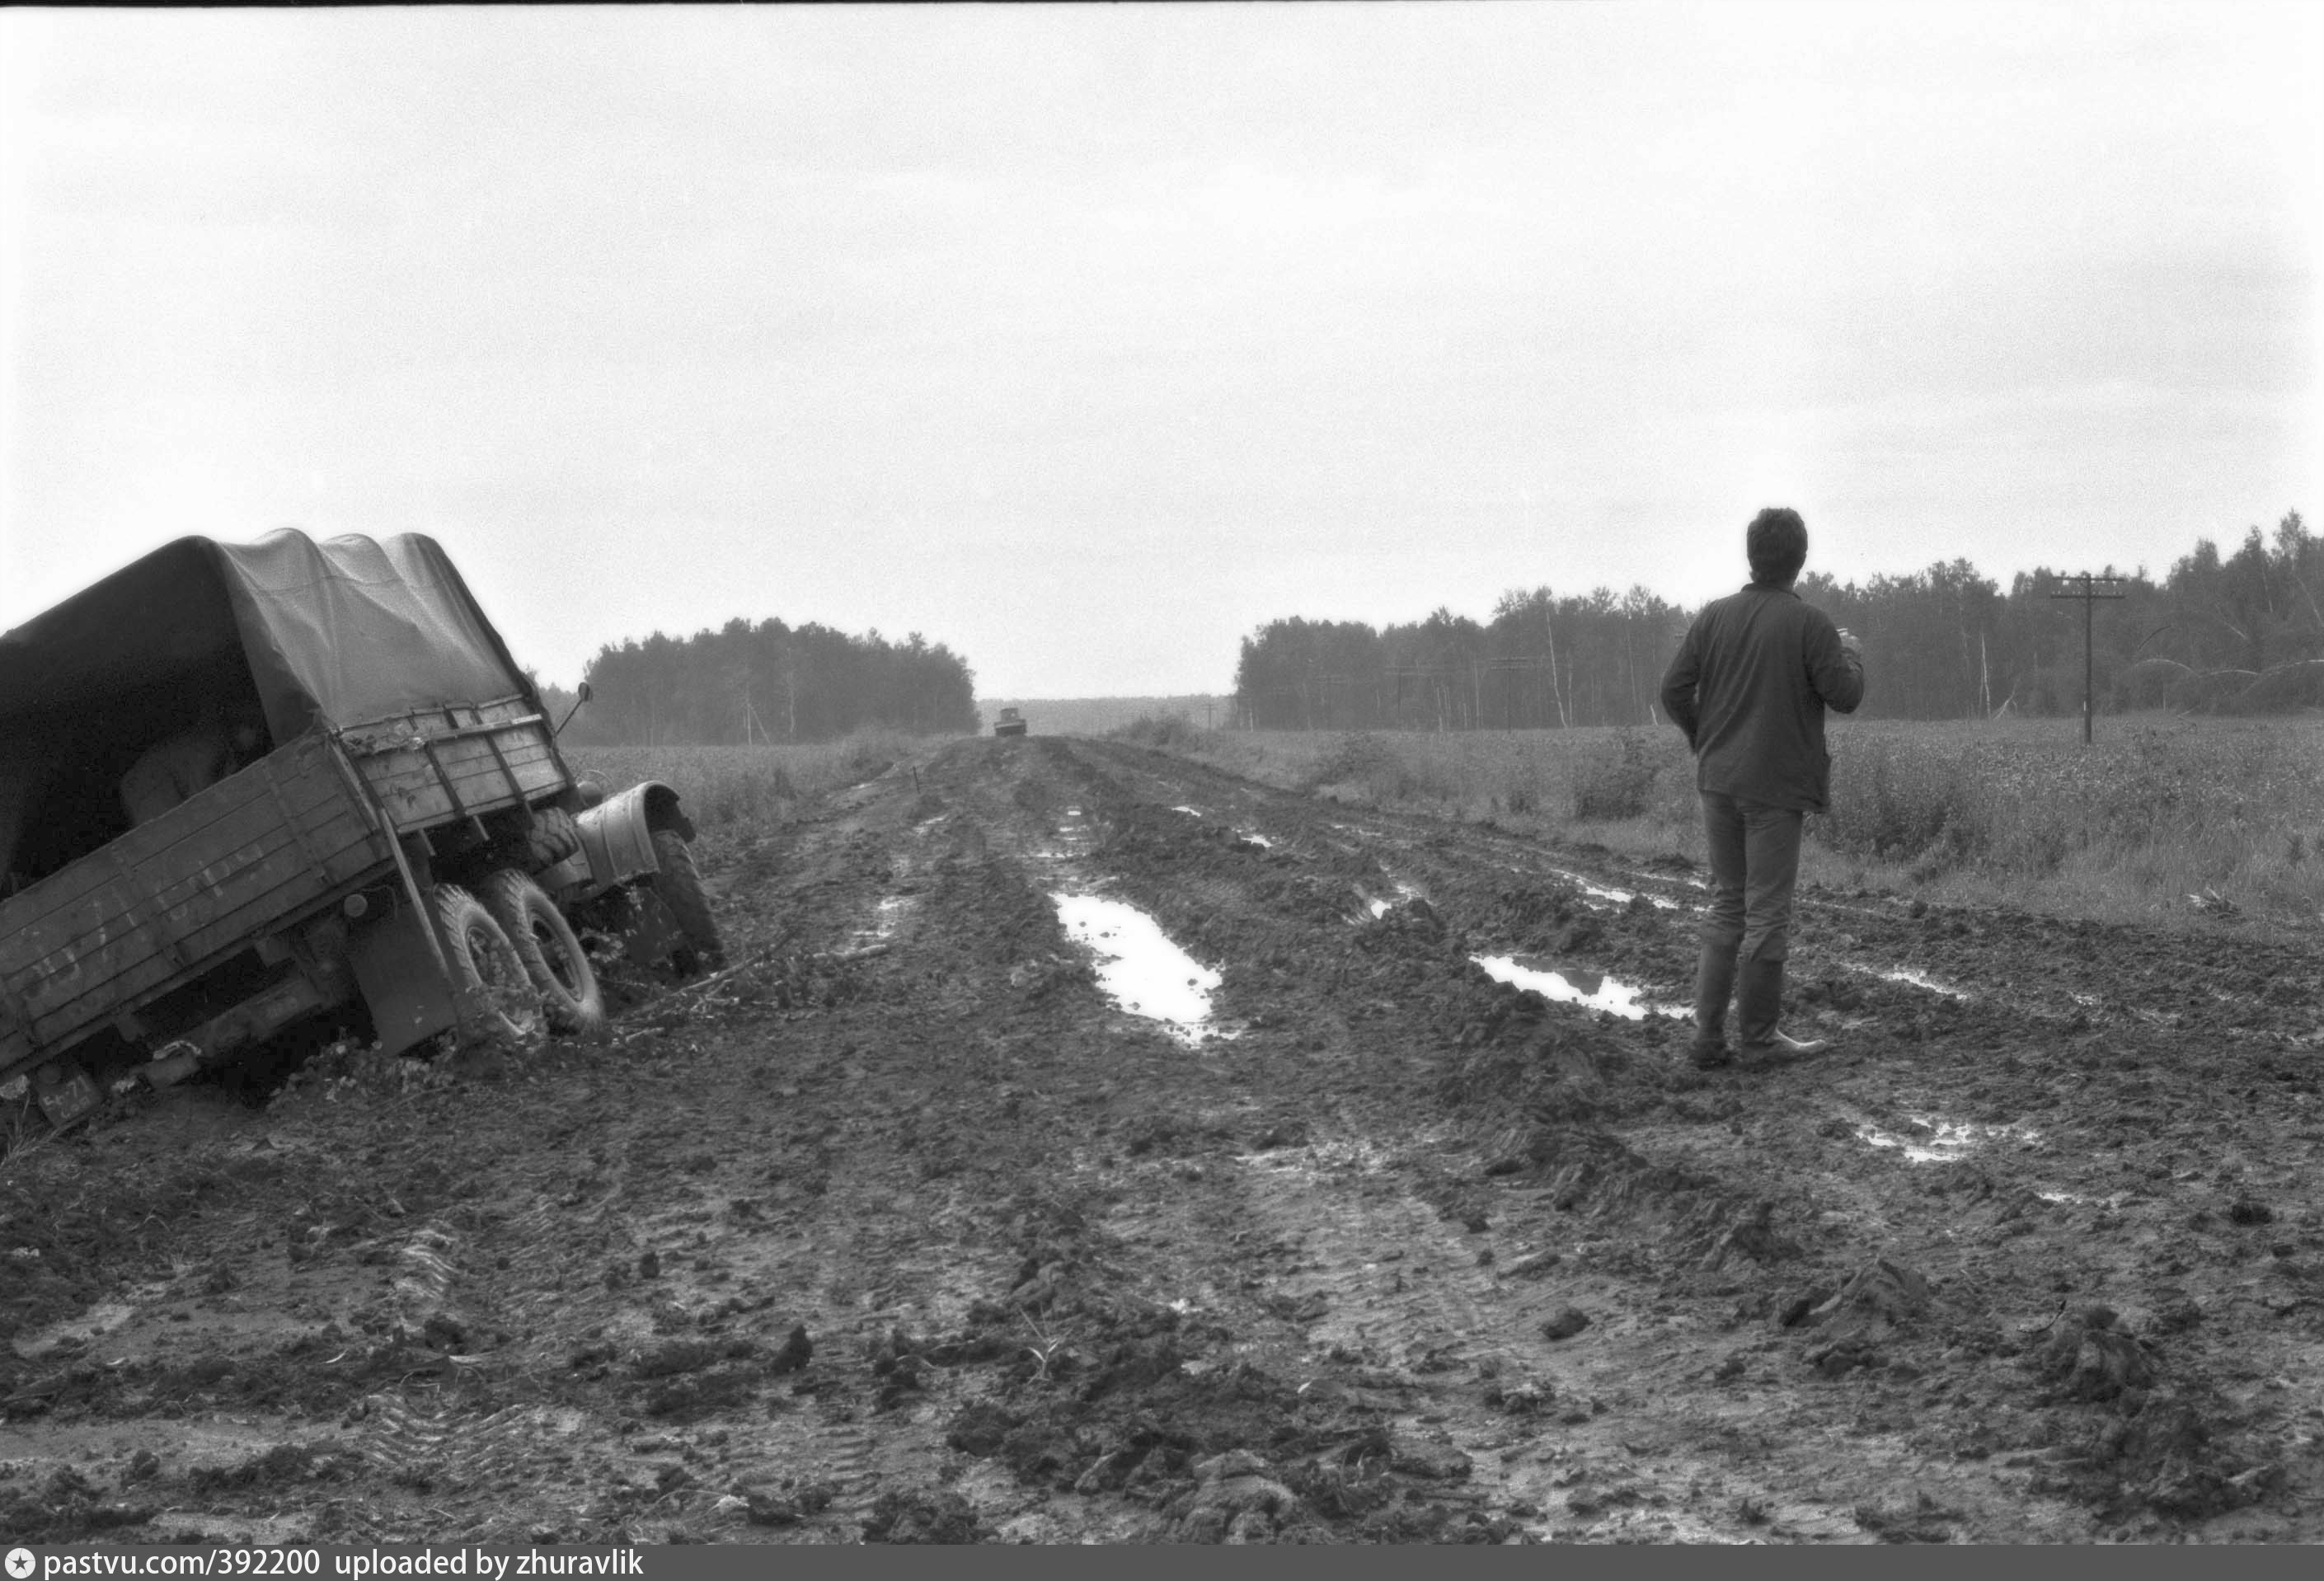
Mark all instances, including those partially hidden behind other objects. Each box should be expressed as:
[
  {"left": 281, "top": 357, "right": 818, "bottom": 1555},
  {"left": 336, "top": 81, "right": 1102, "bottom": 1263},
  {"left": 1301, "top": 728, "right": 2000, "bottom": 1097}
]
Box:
[{"left": 1660, "top": 583, "right": 1864, "bottom": 813}]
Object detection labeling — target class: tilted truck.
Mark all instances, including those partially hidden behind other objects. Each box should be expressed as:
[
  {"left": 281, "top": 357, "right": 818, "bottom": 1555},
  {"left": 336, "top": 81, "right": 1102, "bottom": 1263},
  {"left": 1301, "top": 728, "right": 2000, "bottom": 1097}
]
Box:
[{"left": 0, "top": 530, "right": 723, "bottom": 1133}]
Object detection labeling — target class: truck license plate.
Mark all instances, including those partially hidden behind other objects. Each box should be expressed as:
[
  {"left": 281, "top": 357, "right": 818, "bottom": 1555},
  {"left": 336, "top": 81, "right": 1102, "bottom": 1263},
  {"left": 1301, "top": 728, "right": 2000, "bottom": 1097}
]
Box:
[{"left": 33, "top": 1061, "right": 102, "bottom": 1128}]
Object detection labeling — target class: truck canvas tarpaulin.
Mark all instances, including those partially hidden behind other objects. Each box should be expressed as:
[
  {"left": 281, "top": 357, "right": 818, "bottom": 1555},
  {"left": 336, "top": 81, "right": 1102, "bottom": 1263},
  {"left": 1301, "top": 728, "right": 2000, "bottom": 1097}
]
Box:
[
  {"left": 0, "top": 530, "right": 542, "bottom": 885},
  {"left": 2, "top": 528, "right": 538, "bottom": 753}
]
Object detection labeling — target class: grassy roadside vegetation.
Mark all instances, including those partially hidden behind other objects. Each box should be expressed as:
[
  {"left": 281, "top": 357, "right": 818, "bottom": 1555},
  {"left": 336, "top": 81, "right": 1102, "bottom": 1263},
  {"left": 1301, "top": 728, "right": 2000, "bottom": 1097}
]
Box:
[
  {"left": 1113, "top": 711, "right": 2324, "bottom": 936},
  {"left": 566, "top": 728, "right": 919, "bottom": 834}
]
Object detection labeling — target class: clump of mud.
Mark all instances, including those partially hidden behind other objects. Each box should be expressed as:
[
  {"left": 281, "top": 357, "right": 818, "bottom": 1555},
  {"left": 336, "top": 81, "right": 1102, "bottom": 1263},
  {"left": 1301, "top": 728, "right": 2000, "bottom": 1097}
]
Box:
[
  {"left": 861, "top": 1489, "right": 993, "bottom": 1543},
  {"left": 186, "top": 1442, "right": 361, "bottom": 1494},
  {"left": 1430, "top": 969, "right": 1810, "bottom": 1288},
  {"left": 922, "top": 1194, "right": 1538, "bottom": 1542},
  {"left": 0, "top": 1466, "right": 158, "bottom": 1543},
  {"left": 1783, "top": 1257, "right": 1932, "bottom": 1377},
  {"left": 2021, "top": 1305, "right": 2284, "bottom": 1520}
]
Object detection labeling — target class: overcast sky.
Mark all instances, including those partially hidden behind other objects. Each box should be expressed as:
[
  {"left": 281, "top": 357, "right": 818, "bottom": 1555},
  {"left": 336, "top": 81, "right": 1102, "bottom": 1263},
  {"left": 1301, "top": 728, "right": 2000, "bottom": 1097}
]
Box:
[{"left": 2, "top": 4, "right": 2318, "bottom": 697}]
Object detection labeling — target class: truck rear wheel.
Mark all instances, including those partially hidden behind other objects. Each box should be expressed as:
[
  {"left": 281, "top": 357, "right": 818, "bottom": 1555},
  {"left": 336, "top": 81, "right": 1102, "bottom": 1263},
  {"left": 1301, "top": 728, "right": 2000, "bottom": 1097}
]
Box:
[
  {"left": 481, "top": 868, "right": 607, "bottom": 1036},
  {"left": 435, "top": 884, "right": 546, "bottom": 1050},
  {"left": 648, "top": 828, "right": 725, "bottom": 977}
]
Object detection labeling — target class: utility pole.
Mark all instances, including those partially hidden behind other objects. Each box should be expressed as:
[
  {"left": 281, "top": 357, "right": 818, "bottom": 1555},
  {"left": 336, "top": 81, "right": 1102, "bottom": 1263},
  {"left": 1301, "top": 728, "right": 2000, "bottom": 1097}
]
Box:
[{"left": 2049, "top": 573, "right": 2124, "bottom": 745}]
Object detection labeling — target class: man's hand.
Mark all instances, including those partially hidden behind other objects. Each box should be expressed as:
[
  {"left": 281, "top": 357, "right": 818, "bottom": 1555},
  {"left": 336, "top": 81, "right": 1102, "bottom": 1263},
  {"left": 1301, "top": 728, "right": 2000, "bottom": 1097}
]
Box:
[{"left": 1837, "top": 626, "right": 1863, "bottom": 658}]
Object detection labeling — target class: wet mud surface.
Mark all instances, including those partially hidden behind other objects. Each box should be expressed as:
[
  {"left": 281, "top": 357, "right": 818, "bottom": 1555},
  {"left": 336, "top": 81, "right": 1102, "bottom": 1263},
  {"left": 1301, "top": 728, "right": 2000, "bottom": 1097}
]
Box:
[{"left": 5, "top": 734, "right": 2323, "bottom": 1544}]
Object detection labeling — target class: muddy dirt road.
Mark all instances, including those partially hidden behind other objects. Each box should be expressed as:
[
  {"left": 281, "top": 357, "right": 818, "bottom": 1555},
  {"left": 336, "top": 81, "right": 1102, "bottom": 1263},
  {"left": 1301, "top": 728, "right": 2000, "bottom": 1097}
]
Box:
[{"left": 7, "top": 735, "right": 2323, "bottom": 1544}]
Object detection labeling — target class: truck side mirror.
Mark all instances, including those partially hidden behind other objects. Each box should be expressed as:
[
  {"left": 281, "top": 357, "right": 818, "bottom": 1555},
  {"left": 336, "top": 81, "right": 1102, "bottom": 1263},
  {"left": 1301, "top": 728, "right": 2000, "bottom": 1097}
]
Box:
[{"left": 556, "top": 682, "right": 593, "bottom": 738}]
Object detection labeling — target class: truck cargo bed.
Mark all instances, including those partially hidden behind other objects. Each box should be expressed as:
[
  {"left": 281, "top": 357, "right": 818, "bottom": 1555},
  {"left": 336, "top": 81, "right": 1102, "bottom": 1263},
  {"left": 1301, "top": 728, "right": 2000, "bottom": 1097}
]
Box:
[{"left": 0, "top": 730, "right": 393, "bottom": 1081}]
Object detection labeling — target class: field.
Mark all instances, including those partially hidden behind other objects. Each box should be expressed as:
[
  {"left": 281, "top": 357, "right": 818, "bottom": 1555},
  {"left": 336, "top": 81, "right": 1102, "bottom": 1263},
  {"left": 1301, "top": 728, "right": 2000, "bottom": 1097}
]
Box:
[{"left": 5, "top": 725, "right": 2323, "bottom": 1545}]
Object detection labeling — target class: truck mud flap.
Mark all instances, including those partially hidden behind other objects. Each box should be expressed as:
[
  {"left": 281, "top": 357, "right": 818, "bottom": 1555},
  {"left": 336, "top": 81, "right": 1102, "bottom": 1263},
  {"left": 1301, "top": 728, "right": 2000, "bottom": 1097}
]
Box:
[{"left": 350, "top": 903, "right": 458, "bottom": 1058}]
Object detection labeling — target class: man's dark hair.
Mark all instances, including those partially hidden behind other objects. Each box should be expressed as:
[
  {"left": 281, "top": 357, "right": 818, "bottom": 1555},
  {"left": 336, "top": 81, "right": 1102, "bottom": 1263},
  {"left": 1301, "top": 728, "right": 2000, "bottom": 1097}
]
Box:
[{"left": 1746, "top": 507, "right": 1808, "bottom": 586}]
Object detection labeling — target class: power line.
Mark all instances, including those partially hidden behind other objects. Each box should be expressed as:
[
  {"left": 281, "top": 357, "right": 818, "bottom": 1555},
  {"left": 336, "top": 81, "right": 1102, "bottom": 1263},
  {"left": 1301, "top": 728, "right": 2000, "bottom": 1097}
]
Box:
[{"left": 2049, "top": 573, "right": 2125, "bottom": 744}]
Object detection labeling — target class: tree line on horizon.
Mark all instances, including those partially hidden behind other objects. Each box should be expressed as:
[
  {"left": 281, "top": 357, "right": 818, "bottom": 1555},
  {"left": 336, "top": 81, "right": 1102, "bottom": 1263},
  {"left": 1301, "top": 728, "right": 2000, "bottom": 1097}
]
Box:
[
  {"left": 544, "top": 616, "right": 979, "bottom": 746},
  {"left": 1232, "top": 509, "right": 2316, "bottom": 730}
]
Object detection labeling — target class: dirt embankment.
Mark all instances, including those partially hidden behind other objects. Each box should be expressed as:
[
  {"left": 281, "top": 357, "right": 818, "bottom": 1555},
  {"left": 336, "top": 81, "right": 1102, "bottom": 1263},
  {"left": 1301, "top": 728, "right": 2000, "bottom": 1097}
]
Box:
[{"left": 4, "top": 734, "right": 2322, "bottom": 1544}]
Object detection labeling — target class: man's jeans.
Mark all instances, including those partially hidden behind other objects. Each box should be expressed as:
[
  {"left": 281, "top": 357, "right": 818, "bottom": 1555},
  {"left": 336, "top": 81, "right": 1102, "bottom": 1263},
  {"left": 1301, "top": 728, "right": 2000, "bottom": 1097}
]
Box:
[{"left": 1700, "top": 791, "right": 1805, "bottom": 964}]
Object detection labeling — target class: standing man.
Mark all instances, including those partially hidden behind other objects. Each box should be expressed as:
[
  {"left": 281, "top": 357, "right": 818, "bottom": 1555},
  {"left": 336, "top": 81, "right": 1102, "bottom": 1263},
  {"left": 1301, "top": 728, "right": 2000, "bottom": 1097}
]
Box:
[{"left": 1660, "top": 507, "right": 1864, "bottom": 1068}]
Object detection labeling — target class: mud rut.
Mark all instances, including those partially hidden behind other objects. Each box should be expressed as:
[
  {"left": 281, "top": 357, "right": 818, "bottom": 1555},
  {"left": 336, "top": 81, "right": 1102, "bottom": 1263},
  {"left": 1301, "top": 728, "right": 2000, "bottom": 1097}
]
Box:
[{"left": 6, "top": 736, "right": 2323, "bottom": 1544}]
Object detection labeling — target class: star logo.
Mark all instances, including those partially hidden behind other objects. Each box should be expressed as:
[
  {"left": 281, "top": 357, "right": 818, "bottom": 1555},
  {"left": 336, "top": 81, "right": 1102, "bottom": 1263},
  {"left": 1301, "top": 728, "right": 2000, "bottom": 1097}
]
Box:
[{"left": 6, "top": 1548, "right": 36, "bottom": 1579}]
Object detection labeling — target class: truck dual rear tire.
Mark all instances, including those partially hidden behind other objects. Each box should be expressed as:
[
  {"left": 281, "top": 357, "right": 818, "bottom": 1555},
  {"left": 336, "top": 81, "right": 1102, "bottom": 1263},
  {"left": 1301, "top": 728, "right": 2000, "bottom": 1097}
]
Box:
[
  {"left": 481, "top": 868, "right": 608, "bottom": 1036},
  {"left": 434, "top": 884, "right": 547, "bottom": 1050}
]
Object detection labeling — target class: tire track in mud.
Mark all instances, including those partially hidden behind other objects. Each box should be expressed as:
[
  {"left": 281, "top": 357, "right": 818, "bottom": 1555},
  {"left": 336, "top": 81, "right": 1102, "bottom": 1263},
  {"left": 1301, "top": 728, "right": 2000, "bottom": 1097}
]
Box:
[
  {"left": 1232, "top": 1142, "right": 1510, "bottom": 1377},
  {"left": 348, "top": 781, "right": 1040, "bottom": 1542},
  {"left": 359, "top": 1396, "right": 539, "bottom": 1490},
  {"left": 386, "top": 1223, "right": 464, "bottom": 1339},
  {"left": 945, "top": 744, "right": 1822, "bottom": 1537},
  {"left": 1215, "top": 1133, "right": 1892, "bottom": 1542}
]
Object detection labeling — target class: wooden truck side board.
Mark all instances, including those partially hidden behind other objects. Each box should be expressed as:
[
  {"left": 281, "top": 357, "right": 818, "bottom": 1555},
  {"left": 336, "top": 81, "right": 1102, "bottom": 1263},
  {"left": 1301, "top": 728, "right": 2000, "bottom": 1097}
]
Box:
[
  {"left": 338, "top": 697, "right": 570, "bottom": 835},
  {"left": 0, "top": 730, "right": 394, "bottom": 1080}
]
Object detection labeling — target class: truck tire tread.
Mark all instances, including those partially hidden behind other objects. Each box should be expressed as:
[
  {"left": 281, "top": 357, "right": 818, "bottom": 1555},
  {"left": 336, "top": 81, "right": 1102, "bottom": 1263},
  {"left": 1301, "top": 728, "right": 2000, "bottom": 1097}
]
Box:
[
  {"left": 648, "top": 829, "right": 725, "bottom": 977},
  {"left": 481, "top": 868, "right": 607, "bottom": 1036},
  {"left": 434, "top": 883, "right": 547, "bottom": 1050}
]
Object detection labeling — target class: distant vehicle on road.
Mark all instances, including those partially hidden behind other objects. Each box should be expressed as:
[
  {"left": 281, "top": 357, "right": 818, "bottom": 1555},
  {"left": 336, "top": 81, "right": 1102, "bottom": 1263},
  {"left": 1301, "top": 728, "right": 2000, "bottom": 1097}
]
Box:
[{"left": 993, "top": 707, "right": 1028, "bottom": 738}]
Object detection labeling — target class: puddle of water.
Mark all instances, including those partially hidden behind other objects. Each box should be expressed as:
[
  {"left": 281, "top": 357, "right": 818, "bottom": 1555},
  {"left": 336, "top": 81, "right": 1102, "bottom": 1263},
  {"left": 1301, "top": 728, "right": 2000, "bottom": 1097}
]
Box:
[
  {"left": 1031, "top": 810, "right": 1103, "bottom": 865},
  {"left": 2035, "top": 1188, "right": 2125, "bottom": 1208},
  {"left": 1052, "top": 893, "right": 1232, "bottom": 1045},
  {"left": 1551, "top": 869, "right": 1680, "bottom": 911},
  {"left": 13, "top": 1299, "right": 139, "bottom": 1358},
  {"left": 1876, "top": 967, "right": 1974, "bottom": 1000},
  {"left": 1237, "top": 1137, "right": 1397, "bottom": 1178},
  {"left": 1356, "top": 880, "right": 1424, "bottom": 923},
  {"left": 1471, "top": 955, "right": 1688, "bottom": 1020},
  {"left": 855, "top": 895, "right": 915, "bottom": 941},
  {"left": 1857, "top": 1115, "right": 2038, "bottom": 1164}
]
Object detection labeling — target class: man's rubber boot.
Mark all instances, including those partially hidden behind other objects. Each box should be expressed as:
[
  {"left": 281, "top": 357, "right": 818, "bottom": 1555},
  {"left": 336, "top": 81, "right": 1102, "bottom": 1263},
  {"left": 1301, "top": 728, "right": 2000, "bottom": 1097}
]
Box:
[
  {"left": 1738, "top": 959, "right": 1830, "bottom": 1058},
  {"left": 1689, "top": 942, "right": 1739, "bottom": 1068}
]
